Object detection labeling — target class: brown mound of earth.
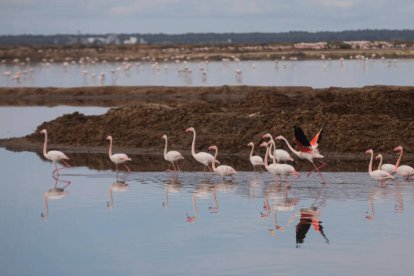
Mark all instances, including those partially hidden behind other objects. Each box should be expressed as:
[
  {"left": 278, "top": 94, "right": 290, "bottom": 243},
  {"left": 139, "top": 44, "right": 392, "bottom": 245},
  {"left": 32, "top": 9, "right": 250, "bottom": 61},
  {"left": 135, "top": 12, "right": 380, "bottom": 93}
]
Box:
[{"left": 1, "top": 85, "right": 414, "bottom": 162}]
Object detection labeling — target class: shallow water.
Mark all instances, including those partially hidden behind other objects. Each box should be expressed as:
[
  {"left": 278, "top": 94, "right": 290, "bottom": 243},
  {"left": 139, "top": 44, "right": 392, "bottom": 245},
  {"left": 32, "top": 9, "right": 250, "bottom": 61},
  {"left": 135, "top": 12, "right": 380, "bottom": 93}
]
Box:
[
  {"left": 1, "top": 58, "right": 413, "bottom": 88},
  {"left": 1, "top": 148, "right": 414, "bottom": 275},
  {"left": 0, "top": 106, "right": 108, "bottom": 139}
]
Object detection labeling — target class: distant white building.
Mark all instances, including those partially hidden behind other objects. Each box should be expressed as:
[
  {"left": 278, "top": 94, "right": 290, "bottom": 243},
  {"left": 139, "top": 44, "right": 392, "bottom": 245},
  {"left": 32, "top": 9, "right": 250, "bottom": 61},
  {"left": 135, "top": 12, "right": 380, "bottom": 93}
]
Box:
[{"left": 123, "top": 37, "right": 138, "bottom": 44}]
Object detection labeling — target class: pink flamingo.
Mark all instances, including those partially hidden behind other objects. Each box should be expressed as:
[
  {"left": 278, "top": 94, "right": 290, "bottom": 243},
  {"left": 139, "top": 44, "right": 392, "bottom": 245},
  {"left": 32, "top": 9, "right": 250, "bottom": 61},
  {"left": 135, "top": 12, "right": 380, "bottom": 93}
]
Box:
[
  {"left": 375, "top": 151, "right": 397, "bottom": 175},
  {"left": 162, "top": 134, "right": 184, "bottom": 172},
  {"left": 185, "top": 127, "right": 219, "bottom": 171},
  {"left": 40, "top": 129, "right": 70, "bottom": 175},
  {"left": 260, "top": 141, "right": 299, "bottom": 182},
  {"left": 208, "top": 145, "right": 237, "bottom": 179},
  {"left": 394, "top": 146, "right": 414, "bottom": 180},
  {"left": 106, "top": 135, "right": 131, "bottom": 173},
  {"left": 262, "top": 133, "right": 294, "bottom": 163},
  {"left": 365, "top": 149, "right": 394, "bottom": 186},
  {"left": 276, "top": 126, "right": 326, "bottom": 183},
  {"left": 247, "top": 142, "right": 264, "bottom": 171}
]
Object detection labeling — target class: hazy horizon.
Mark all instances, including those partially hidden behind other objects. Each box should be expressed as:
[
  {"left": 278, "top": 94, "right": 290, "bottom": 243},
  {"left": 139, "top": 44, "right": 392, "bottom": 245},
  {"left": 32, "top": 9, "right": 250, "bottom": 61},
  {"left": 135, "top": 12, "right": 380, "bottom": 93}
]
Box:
[
  {"left": 1, "top": 0, "right": 413, "bottom": 35},
  {"left": 1, "top": 28, "right": 414, "bottom": 37}
]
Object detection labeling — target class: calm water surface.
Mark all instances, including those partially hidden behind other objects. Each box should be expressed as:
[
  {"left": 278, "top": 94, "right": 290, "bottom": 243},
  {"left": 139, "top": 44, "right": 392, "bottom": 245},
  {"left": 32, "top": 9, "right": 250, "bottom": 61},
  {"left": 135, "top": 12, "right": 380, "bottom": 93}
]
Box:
[
  {"left": 1, "top": 148, "right": 414, "bottom": 275},
  {"left": 1, "top": 58, "right": 413, "bottom": 88},
  {"left": 0, "top": 106, "right": 108, "bottom": 139}
]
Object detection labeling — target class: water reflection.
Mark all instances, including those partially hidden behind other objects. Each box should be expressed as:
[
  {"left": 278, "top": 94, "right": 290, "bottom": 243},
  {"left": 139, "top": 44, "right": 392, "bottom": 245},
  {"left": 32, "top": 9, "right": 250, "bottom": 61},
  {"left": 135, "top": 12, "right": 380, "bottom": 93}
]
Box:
[
  {"left": 163, "top": 176, "right": 182, "bottom": 208},
  {"left": 107, "top": 175, "right": 129, "bottom": 209},
  {"left": 41, "top": 174, "right": 71, "bottom": 220},
  {"left": 295, "top": 207, "right": 330, "bottom": 248}
]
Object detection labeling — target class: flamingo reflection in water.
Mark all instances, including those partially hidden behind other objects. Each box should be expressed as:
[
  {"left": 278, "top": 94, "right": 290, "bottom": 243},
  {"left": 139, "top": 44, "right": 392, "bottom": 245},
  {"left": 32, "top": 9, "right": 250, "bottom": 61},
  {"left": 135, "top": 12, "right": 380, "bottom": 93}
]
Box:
[
  {"left": 41, "top": 174, "right": 71, "bottom": 220},
  {"left": 186, "top": 179, "right": 234, "bottom": 223},
  {"left": 294, "top": 185, "right": 329, "bottom": 248},
  {"left": 163, "top": 176, "right": 182, "bottom": 208},
  {"left": 261, "top": 183, "right": 300, "bottom": 235},
  {"left": 366, "top": 183, "right": 405, "bottom": 222},
  {"left": 107, "top": 177, "right": 129, "bottom": 209}
]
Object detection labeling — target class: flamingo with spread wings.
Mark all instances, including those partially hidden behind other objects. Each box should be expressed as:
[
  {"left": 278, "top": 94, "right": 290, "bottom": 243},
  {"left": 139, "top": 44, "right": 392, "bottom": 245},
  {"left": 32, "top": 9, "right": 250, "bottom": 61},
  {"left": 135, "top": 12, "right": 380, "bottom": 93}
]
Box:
[{"left": 276, "top": 125, "right": 326, "bottom": 183}]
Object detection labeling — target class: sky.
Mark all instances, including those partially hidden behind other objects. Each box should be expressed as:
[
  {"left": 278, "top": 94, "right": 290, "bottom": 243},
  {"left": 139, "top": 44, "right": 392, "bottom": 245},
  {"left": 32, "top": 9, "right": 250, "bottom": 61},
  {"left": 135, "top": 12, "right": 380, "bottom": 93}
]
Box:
[{"left": 0, "top": 0, "right": 413, "bottom": 35}]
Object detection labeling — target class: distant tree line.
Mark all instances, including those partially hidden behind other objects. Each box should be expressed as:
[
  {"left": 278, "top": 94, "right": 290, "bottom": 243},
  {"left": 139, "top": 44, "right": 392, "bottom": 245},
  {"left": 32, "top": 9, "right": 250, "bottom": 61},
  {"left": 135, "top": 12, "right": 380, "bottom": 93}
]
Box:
[{"left": 1, "top": 29, "right": 414, "bottom": 46}]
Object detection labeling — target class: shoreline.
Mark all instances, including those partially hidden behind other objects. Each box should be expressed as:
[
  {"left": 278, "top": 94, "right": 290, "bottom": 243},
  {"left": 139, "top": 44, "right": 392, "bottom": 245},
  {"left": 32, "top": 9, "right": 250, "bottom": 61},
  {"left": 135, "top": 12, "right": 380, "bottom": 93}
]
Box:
[{"left": 2, "top": 44, "right": 414, "bottom": 63}]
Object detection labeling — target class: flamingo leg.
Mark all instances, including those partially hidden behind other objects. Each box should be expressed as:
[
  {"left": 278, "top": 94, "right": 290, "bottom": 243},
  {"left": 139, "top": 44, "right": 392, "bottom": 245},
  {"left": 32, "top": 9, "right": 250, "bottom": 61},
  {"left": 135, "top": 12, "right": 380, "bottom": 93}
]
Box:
[
  {"left": 115, "top": 164, "right": 119, "bottom": 173},
  {"left": 312, "top": 161, "right": 327, "bottom": 184},
  {"left": 123, "top": 163, "right": 131, "bottom": 173},
  {"left": 53, "top": 162, "right": 59, "bottom": 175},
  {"left": 170, "top": 162, "right": 176, "bottom": 172},
  {"left": 176, "top": 162, "right": 181, "bottom": 172},
  {"left": 307, "top": 160, "right": 326, "bottom": 177},
  {"left": 61, "top": 160, "right": 71, "bottom": 168}
]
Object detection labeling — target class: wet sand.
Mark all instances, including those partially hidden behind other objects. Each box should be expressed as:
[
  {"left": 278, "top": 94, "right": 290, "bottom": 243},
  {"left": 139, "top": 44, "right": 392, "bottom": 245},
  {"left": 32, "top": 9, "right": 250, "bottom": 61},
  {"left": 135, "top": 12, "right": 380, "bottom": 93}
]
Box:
[{"left": 1, "top": 85, "right": 414, "bottom": 171}]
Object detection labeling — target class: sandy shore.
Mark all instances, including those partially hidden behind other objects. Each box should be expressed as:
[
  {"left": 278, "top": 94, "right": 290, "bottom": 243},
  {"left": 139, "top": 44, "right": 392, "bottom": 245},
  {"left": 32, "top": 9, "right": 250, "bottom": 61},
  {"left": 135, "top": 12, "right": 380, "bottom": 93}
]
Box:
[{"left": 1, "top": 86, "right": 414, "bottom": 167}]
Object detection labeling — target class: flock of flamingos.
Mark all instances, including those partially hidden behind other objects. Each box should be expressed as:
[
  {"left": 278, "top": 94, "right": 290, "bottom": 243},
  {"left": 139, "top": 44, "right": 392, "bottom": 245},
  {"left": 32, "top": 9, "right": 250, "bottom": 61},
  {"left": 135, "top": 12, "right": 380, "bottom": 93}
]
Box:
[{"left": 40, "top": 125, "right": 414, "bottom": 184}]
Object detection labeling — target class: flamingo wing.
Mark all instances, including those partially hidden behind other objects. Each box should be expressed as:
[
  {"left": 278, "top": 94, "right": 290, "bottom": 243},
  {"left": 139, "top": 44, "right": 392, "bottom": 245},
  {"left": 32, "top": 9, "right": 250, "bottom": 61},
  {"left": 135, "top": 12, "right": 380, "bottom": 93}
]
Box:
[
  {"left": 310, "top": 127, "right": 324, "bottom": 148},
  {"left": 293, "top": 126, "right": 312, "bottom": 153}
]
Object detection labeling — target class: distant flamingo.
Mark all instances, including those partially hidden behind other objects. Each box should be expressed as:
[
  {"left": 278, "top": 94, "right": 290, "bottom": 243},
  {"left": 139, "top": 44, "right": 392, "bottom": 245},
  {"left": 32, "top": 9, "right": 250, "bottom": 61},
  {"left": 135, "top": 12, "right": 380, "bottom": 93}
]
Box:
[
  {"left": 208, "top": 145, "right": 237, "bottom": 179},
  {"left": 40, "top": 129, "right": 70, "bottom": 175},
  {"left": 365, "top": 149, "right": 394, "bottom": 186},
  {"left": 162, "top": 134, "right": 184, "bottom": 172},
  {"left": 185, "top": 127, "right": 219, "bottom": 171},
  {"left": 276, "top": 126, "right": 326, "bottom": 183},
  {"left": 394, "top": 146, "right": 414, "bottom": 180},
  {"left": 260, "top": 141, "right": 299, "bottom": 182},
  {"left": 106, "top": 135, "right": 131, "bottom": 173},
  {"left": 262, "top": 133, "right": 294, "bottom": 163},
  {"left": 247, "top": 142, "right": 264, "bottom": 171}
]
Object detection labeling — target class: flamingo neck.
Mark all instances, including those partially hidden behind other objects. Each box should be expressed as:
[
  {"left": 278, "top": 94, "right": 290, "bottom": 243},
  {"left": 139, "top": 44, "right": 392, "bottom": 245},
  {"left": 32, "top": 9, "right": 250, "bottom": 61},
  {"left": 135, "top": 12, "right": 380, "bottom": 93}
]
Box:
[
  {"left": 249, "top": 144, "right": 254, "bottom": 158},
  {"left": 108, "top": 138, "right": 113, "bottom": 158},
  {"left": 377, "top": 156, "right": 383, "bottom": 170},
  {"left": 163, "top": 137, "right": 168, "bottom": 159},
  {"left": 42, "top": 132, "right": 48, "bottom": 158},
  {"left": 368, "top": 152, "right": 373, "bottom": 174},
  {"left": 191, "top": 130, "right": 197, "bottom": 157},
  {"left": 211, "top": 149, "right": 218, "bottom": 171},
  {"left": 269, "top": 141, "right": 277, "bottom": 163},
  {"left": 264, "top": 144, "right": 270, "bottom": 169},
  {"left": 395, "top": 149, "right": 403, "bottom": 168},
  {"left": 279, "top": 136, "right": 300, "bottom": 157}
]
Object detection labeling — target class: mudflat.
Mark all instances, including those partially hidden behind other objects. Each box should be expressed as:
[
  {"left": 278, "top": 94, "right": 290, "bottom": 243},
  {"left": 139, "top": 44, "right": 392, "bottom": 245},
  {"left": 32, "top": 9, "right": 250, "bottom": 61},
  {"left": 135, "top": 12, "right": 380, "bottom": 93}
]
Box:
[{"left": 0, "top": 85, "right": 413, "bottom": 167}]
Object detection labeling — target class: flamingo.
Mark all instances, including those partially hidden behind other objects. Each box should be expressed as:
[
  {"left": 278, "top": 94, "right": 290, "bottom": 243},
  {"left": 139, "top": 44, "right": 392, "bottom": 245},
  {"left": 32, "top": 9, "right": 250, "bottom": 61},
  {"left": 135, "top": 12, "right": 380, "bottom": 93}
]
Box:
[
  {"left": 40, "top": 129, "right": 70, "bottom": 175},
  {"left": 262, "top": 133, "right": 294, "bottom": 163},
  {"left": 260, "top": 141, "right": 299, "bottom": 182},
  {"left": 394, "top": 146, "right": 414, "bottom": 180},
  {"left": 247, "top": 142, "right": 264, "bottom": 171},
  {"left": 375, "top": 153, "right": 396, "bottom": 175},
  {"left": 276, "top": 126, "right": 326, "bottom": 183},
  {"left": 162, "top": 134, "right": 184, "bottom": 172},
  {"left": 185, "top": 127, "right": 219, "bottom": 171},
  {"left": 365, "top": 149, "right": 394, "bottom": 186},
  {"left": 106, "top": 135, "right": 131, "bottom": 173},
  {"left": 208, "top": 145, "right": 237, "bottom": 179}
]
